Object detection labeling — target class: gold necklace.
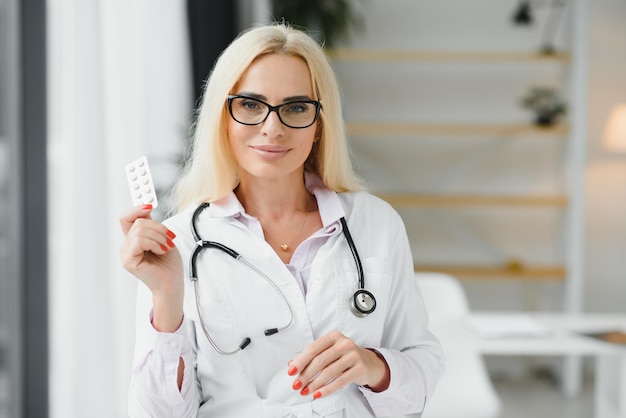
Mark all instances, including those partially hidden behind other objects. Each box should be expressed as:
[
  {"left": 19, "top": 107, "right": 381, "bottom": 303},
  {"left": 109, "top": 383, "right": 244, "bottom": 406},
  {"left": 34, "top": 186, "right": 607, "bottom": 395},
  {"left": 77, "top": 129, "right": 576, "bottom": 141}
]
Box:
[
  {"left": 266, "top": 210, "right": 311, "bottom": 252},
  {"left": 281, "top": 211, "right": 311, "bottom": 251}
]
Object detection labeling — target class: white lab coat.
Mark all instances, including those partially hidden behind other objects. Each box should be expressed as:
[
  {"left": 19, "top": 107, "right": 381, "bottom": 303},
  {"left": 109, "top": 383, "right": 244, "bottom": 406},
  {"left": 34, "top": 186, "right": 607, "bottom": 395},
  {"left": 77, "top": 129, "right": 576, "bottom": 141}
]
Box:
[{"left": 129, "top": 190, "right": 444, "bottom": 418}]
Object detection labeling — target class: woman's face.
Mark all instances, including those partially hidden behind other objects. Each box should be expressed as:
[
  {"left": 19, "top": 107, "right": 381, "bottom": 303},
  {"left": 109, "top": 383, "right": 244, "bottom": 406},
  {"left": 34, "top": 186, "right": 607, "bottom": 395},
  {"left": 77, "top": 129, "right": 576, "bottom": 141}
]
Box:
[{"left": 227, "top": 54, "right": 318, "bottom": 182}]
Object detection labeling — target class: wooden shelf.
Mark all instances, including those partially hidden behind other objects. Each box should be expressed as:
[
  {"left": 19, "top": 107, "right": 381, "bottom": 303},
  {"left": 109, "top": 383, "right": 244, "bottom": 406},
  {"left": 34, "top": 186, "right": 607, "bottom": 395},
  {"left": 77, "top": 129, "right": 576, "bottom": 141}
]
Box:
[
  {"left": 414, "top": 264, "right": 566, "bottom": 281},
  {"left": 377, "top": 193, "right": 568, "bottom": 208},
  {"left": 327, "top": 48, "right": 571, "bottom": 63},
  {"left": 346, "top": 122, "right": 569, "bottom": 137}
]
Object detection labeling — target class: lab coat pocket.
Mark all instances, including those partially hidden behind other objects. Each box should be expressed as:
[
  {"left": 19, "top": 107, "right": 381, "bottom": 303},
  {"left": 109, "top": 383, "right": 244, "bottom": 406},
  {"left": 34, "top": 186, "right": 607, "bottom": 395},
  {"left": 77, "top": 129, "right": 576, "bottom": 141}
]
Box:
[
  {"left": 260, "top": 394, "right": 346, "bottom": 417},
  {"left": 336, "top": 256, "right": 392, "bottom": 348}
]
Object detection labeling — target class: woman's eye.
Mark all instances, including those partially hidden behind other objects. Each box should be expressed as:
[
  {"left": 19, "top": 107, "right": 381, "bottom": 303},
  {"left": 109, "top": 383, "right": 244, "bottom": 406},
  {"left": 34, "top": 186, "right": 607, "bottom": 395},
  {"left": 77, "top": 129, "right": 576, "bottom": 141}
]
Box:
[
  {"left": 285, "top": 103, "right": 308, "bottom": 113},
  {"left": 241, "top": 100, "right": 260, "bottom": 110}
]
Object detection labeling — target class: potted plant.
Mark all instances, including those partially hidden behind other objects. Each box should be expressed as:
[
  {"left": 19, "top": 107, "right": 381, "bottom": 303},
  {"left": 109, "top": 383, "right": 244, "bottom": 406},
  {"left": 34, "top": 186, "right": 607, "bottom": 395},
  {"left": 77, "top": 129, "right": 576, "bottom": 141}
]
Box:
[
  {"left": 271, "top": 0, "right": 363, "bottom": 47},
  {"left": 520, "top": 86, "right": 567, "bottom": 126}
]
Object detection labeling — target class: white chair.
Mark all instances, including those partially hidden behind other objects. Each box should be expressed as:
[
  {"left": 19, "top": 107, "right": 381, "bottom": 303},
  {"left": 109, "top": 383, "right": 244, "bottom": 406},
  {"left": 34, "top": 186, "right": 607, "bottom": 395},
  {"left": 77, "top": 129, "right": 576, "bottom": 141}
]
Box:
[{"left": 417, "top": 272, "right": 501, "bottom": 418}]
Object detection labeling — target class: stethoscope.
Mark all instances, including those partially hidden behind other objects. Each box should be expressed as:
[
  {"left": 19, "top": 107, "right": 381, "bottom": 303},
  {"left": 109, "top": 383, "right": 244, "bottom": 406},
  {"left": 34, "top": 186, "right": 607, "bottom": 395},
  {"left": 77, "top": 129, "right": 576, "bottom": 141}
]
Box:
[{"left": 189, "top": 202, "right": 377, "bottom": 355}]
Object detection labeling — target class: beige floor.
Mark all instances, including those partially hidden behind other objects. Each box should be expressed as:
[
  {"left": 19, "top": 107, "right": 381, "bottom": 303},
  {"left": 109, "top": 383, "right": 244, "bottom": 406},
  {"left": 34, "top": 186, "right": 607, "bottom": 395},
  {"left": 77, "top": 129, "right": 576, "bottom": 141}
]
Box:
[{"left": 494, "top": 375, "right": 594, "bottom": 418}]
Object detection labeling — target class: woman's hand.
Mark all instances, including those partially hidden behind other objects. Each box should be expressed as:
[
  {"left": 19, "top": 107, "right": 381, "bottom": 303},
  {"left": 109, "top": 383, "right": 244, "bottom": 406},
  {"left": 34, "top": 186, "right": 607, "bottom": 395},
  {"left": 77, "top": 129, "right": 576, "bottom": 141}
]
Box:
[
  {"left": 287, "top": 331, "right": 390, "bottom": 400},
  {"left": 120, "top": 204, "right": 184, "bottom": 332}
]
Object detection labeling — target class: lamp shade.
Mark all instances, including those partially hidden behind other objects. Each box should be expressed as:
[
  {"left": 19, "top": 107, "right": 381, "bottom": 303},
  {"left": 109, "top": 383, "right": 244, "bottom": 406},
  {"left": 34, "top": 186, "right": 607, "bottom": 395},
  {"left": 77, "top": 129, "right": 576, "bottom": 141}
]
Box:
[
  {"left": 604, "top": 104, "right": 626, "bottom": 152},
  {"left": 512, "top": 1, "right": 533, "bottom": 25}
]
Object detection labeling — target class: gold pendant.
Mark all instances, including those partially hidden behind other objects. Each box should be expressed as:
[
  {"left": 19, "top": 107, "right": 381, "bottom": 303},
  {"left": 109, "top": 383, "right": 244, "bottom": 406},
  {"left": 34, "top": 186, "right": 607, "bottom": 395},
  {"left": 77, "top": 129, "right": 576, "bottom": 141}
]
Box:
[{"left": 280, "top": 244, "right": 289, "bottom": 251}]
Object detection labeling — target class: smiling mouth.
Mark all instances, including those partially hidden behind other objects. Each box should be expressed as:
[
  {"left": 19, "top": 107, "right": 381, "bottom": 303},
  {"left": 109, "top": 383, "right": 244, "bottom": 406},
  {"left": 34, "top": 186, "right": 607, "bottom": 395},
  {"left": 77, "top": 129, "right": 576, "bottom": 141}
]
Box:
[
  {"left": 251, "top": 145, "right": 291, "bottom": 153},
  {"left": 249, "top": 145, "right": 293, "bottom": 161}
]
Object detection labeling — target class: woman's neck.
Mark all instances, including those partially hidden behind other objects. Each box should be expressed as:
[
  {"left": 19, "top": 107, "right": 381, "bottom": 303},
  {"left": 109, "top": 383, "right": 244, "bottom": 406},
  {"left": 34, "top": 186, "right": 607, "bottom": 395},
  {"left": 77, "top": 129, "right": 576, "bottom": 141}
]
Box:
[
  {"left": 236, "top": 170, "right": 322, "bottom": 262},
  {"left": 235, "top": 172, "right": 315, "bottom": 221}
]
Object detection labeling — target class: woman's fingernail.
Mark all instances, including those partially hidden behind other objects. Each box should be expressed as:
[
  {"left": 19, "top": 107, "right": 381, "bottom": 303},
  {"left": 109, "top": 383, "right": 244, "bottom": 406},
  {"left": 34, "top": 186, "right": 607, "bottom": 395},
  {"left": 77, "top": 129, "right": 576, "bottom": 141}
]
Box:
[
  {"left": 167, "top": 239, "right": 175, "bottom": 248},
  {"left": 292, "top": 380, "right": 302, "bottom": 390},
  {"left": 142, "top": 204, "right": 153, "bottom": 210},
  {"left": 166, "top": 229, "right": 176, "bottom": 239},
  {"left": 288, "top": 366, "right": 298, "bottom": 376},
  {"left": 160, "top": 244, "right": 168, "bottom": 252},
  {"left": 300, "top": 387, "right": 309, "bottom": 396},
  {"left": 313, "top": 391, "right": 322, "bottom": 400}
]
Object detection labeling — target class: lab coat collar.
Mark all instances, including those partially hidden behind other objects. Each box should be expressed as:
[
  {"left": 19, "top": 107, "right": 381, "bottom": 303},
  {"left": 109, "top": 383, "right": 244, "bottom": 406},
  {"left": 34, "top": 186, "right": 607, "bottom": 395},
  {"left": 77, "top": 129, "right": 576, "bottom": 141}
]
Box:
[
  {"left": 304, "top": 171, "right": 345, "bottom": 230},
  {"left": 207, "top": 172, "right": 346, "bottom": 230}
]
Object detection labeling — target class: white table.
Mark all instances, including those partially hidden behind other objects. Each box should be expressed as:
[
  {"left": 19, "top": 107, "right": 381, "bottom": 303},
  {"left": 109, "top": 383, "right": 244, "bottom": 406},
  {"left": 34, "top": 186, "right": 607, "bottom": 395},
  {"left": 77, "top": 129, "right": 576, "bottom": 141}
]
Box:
[{"left": 434, "top": 312, "right": 626, "bottom": 418}]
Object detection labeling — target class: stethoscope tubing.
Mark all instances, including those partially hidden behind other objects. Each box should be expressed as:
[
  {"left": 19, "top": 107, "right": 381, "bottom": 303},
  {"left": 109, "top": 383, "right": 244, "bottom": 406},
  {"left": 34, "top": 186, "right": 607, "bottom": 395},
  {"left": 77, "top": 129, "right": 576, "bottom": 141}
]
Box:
[
  {"left": 188, "top": 201, "right": 373, "bottom": 354},
  {"left": 340, "top": 217, "right": 364, "bottom": 290}
]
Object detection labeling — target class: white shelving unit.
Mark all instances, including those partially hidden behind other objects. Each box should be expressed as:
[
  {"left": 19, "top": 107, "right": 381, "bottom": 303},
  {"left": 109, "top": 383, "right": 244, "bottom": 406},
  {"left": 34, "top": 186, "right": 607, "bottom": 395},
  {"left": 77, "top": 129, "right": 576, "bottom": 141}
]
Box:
[{"left": 330, "top": 0, "right": 588, "bottom": 395}]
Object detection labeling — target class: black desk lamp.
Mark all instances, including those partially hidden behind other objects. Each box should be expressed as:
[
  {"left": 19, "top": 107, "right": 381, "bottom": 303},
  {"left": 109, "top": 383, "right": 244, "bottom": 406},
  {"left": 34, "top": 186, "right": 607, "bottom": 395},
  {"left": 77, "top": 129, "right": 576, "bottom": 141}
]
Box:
[{"left": 511, "top": 0, "right": 567, "bottom": 54}]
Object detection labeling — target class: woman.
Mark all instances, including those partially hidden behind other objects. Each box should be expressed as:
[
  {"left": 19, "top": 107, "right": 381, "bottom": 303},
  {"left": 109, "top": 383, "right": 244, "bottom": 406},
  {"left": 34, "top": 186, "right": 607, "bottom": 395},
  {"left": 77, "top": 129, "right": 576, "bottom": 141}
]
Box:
[{"left": 120, "top": 23, "right": 443, "bottom": 418}]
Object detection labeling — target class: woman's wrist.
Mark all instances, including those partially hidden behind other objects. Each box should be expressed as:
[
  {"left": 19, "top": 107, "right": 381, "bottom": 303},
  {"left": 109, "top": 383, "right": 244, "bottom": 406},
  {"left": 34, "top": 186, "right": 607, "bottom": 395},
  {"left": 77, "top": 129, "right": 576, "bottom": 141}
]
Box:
[
  {"left": 364, "top": 348, "right": 391, "bottom": 392},
  {"left": 151, "top": 291, "right": 184, "bottom": 333}
]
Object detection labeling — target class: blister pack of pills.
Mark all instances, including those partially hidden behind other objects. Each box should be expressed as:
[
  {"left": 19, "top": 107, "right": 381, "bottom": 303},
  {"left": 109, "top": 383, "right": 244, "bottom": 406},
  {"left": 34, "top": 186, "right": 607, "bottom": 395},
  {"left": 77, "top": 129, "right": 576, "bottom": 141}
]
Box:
[{"left": 125, "top": 155, "right": 158, "bottom": 208}]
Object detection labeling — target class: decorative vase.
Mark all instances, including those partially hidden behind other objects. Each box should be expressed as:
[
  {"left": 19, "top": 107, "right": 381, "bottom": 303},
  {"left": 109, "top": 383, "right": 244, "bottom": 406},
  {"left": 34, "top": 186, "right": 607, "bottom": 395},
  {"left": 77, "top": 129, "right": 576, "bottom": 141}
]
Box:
[{"left": 535, "top": 114, "right": 556, "bottom": 126}]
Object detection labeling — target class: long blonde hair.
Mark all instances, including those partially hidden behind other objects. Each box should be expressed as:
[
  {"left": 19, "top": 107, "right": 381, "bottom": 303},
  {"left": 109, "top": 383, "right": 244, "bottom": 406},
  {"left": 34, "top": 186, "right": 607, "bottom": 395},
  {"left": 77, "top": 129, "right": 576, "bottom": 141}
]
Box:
[{"left": 174, "top": 23, "right": 362, "bottom": 211}]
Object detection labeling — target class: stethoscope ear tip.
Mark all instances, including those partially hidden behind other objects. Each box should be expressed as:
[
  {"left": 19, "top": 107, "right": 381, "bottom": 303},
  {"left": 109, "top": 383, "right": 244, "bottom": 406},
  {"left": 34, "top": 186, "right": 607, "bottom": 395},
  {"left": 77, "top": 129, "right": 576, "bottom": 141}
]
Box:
[
  {"left": 264, "top": 328, "right": 279, "bottom": 336},
  {"left": 239, "top": 338, "right": 252, "bottom": 350}
]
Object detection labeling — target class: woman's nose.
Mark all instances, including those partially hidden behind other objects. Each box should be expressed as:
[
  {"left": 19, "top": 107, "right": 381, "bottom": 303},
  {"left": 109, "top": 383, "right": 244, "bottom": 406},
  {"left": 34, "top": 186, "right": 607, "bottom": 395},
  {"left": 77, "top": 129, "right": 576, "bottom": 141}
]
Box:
[{"left": 261, "top": 110, "right": 285, "bottom": 138}]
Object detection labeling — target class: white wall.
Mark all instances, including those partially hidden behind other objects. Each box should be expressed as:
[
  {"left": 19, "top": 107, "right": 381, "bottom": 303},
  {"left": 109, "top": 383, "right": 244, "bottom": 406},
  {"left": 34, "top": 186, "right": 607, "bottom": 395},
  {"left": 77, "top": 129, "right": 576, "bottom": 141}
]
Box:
[
  {"left": 332, "top": 0, "right": 626, "bottom": 313},
  {"left": 585, "top": 0, "right": 626, "bottom": 312}
]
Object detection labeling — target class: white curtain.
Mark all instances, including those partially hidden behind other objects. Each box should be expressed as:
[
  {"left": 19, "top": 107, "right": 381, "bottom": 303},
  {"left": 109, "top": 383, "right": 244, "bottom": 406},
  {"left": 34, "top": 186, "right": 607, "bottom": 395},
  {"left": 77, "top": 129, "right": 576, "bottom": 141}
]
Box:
[{"left": 47, "top": 1, "right": 191, "bottom": 416}]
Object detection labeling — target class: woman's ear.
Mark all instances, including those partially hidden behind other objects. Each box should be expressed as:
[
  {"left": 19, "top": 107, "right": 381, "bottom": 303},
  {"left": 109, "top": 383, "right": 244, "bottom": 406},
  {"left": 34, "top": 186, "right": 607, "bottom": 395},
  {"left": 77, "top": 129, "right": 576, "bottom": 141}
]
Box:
[{"left": 314, "top": 121, "right": 322, "bottom": 142}]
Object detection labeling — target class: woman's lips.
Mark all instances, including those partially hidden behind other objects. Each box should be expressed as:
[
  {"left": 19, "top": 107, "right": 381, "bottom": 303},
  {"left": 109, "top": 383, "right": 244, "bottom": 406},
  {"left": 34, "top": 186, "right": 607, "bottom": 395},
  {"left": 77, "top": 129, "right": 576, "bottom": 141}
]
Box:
[{"left": 250, "top": 145, "right": 291, "bottom": 160}]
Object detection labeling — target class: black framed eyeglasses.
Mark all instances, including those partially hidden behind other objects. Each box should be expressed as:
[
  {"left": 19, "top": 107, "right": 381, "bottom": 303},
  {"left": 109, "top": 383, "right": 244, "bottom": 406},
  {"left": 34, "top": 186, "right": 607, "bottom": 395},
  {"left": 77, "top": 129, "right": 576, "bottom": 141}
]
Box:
[{"left": 227, "top": 95, "right": 322, "bottom": 129}]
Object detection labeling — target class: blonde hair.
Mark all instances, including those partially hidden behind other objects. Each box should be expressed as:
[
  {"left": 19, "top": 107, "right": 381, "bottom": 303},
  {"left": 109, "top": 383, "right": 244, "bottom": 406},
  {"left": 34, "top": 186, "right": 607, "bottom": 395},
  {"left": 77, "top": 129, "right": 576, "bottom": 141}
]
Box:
[{"left": 174, "top": 23, "right": 362, "bottom": 211}]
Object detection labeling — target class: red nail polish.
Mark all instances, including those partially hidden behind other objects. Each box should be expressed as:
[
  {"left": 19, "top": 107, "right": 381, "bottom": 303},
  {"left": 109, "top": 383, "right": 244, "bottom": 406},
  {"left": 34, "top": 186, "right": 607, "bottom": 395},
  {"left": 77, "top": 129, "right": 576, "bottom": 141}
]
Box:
[
  {"left": 313, "top": 391, "right": 322, "bottom": 400},
  {"left": 300, "top": 387, "right": 309, "bottom": 396},
  {"left": 142, "top": 204, "right": 153, "bottom": 210},
  {"left": 167, "top": 239, "right": 175, "bottom": 248},
  {"left": 166, "top": 229, "right": 176, "bottom": 239},
  {"left": 160, "top": 244, "right": 168, "bottom": 252},
  {"left": 292, "top": 380, "right": 302, "bottom": 390},
  {"left": 288, "top": 366, "right": 298, "bottom": 376}
]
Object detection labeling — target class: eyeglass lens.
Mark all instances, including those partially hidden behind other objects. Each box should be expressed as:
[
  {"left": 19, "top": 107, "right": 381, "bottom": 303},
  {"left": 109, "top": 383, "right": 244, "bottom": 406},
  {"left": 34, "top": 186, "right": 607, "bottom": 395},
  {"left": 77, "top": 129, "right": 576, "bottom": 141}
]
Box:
[{"left": 229, "top": 96, "right": 319, "bottom": 128}]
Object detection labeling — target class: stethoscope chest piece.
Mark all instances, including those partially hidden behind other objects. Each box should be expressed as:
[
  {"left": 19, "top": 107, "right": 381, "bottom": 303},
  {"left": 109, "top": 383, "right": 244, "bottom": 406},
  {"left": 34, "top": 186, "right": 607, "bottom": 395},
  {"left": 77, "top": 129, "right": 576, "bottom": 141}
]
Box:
[{"left": 350, "top": 289, "right": 376, "bottom": 318}]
